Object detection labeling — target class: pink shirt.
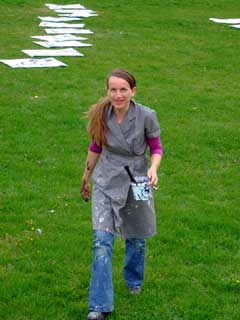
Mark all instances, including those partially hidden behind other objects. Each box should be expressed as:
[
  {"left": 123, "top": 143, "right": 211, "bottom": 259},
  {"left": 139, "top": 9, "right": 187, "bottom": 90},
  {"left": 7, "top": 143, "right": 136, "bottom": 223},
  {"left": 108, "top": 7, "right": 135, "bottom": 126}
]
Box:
[{"left": 89, "top": 136, "right": 163, "bottom": 157}]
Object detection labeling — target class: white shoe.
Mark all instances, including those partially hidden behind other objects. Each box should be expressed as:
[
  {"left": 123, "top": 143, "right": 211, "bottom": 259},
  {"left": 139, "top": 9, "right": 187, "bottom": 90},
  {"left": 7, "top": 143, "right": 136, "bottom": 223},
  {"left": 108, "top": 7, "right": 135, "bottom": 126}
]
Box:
[{"left": 87, "top": 311, "right": 106, "bottom": 320}]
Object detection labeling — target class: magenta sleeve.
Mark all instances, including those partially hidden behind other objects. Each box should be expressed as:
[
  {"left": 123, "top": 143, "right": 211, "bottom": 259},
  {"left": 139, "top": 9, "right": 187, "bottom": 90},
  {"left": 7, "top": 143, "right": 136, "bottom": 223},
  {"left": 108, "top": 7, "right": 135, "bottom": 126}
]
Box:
[
  {"left": 146, "top": 136, "right": 163, "bottom": 157},
  {"left": 89, "top": 140, "right": 102, "bottom": 154}
]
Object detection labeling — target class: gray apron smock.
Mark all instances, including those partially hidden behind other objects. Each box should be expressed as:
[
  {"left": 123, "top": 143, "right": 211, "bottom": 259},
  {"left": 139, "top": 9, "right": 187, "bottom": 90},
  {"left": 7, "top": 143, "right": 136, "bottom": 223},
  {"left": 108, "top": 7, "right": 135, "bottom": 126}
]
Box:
[{"left": 91, "top": 100, "right": 160, "bottom": 240}]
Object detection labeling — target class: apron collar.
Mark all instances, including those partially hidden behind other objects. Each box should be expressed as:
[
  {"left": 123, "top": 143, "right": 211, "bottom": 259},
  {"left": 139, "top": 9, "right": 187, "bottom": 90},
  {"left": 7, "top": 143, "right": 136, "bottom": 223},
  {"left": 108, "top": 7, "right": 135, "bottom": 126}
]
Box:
[{"left": 105, "top": 100, "right": 137, "bottom": 152}]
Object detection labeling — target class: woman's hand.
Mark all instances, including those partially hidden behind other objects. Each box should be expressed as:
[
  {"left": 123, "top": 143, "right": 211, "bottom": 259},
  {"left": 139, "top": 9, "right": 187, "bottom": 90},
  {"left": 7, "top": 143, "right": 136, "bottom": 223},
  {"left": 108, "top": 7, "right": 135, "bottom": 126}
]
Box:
[
  {"left": 80, "top": 177, "right": 90, "bottom": 201},
  {"left": 148, "top": 154, "right": 161, "bottom": 188},
  {"left": 147, "top": 166, "right": 158, "bottom": 187},
  {"left": 80, "top": 150, "right": 101, "bottom": 201}
]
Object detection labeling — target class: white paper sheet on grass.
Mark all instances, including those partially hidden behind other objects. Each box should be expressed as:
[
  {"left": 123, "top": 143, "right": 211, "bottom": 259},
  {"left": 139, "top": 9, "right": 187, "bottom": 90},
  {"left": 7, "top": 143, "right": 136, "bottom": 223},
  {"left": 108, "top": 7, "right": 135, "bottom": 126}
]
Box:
[
  {"left": 31, "top": 34, "right": 87, "bottom": 41},
  {"left": 39, "top": 21, "right": 85, "bottom": 28},
  {"left": 209, "top": 17, "right": 240, "bottom": 24},
  {"left": 38, "top": 16, "right": 82, "bottom": 22},
  {"left": 45, "top": 3, "right": 86, "bottom": 10},
  {"left": 22, "top": 48, "right": 83, "bottom": 57},
  {"left": 0, "top": 57, "right": 67, "bottom": 68},
  {"left": 34, "top": 41, "right": 92, "bottom": 48},
  {"left": 230, "top": 24, "right": 240, "bottom": 28},
  {"left": 58, "top": 12, "right": 98, "bottom": 17},
  {"left": 45, "top": 28, "right": 93, "bottom": 34},
  {"left": 54, "top": 9, "right": 96, "bottom": 14}
]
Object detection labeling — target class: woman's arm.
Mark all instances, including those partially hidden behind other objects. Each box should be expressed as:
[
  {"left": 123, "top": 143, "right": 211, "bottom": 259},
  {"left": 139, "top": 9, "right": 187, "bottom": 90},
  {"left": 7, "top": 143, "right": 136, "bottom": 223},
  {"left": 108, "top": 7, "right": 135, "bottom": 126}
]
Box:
[
  {"left": 147, "top": 154, "right": 162, "bottom": 187},
  {"left": 80, "top": 150, "right": 101, "bottom": 201},
  {"left": 146, "top": 136, "right": 163, "bottom": 187}
]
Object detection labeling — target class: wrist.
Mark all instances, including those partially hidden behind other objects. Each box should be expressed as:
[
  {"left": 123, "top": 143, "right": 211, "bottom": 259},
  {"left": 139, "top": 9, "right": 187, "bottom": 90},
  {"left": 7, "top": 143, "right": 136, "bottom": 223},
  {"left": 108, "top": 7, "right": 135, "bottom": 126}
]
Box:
[
  {"left": 150, "top": 164, "right": 158, "bottom": 171},
  {"left": 82, "top": 173, "right": 90, "bottom": 182}
]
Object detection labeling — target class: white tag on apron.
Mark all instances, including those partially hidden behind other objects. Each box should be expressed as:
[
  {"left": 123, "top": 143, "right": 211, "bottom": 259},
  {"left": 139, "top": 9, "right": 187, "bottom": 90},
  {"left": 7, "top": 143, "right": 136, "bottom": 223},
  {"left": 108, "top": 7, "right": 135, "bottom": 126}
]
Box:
[{"left": 131, "top": 176, "right": 152, "bottom": 201}]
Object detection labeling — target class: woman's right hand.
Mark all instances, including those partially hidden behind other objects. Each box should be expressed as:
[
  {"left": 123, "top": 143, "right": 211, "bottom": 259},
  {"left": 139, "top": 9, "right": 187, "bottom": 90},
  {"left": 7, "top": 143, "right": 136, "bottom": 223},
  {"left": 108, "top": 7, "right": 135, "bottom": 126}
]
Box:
[
  {"left": 80, "top": 177, "right": 90, "bottom": 201},
  {"left": 80, "top": 150, "right": 101, "bottom": 201}
]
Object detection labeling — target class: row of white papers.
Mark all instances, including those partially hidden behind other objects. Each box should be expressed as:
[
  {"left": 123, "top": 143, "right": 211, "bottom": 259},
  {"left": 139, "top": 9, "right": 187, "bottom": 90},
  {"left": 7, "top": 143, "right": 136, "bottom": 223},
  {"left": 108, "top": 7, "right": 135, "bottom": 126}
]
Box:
[
  {"left": 209, "top": 17, "right": 240, "bottom": 29},
  {"left": 37, "top": 4, "right": 94, "bottom": 51},
  {"left": 0, "top": 3, "right": 96, "bottom": 68}
]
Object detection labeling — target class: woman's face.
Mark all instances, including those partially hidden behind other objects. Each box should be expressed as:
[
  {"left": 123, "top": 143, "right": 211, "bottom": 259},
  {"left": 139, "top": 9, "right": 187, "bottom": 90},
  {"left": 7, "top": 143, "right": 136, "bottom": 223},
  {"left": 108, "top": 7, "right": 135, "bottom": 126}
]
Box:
[{"left": 107, "top": 76, "right": 136, "bottom": 112}]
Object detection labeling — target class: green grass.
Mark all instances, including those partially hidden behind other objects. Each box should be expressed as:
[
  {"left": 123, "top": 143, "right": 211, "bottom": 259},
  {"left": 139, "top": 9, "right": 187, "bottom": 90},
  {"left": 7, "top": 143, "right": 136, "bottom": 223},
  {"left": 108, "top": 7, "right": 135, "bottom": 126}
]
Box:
[{"left": 0, "top": 1, "right": 239, "bottom": 319}]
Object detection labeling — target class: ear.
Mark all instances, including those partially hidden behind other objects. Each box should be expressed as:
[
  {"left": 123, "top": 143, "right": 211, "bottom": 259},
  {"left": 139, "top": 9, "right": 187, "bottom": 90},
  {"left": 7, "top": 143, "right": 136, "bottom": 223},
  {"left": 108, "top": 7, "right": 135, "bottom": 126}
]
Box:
[{"left": 131, "top": 86, "right": 137, "bottom": 97}]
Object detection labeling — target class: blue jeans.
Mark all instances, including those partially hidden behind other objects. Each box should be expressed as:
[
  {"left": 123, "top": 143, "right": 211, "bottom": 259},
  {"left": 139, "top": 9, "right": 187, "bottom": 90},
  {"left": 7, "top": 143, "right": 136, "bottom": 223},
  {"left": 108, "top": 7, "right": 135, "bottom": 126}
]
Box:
[{"left": 89, "top": 230, "right": 146, "bottom": 313}]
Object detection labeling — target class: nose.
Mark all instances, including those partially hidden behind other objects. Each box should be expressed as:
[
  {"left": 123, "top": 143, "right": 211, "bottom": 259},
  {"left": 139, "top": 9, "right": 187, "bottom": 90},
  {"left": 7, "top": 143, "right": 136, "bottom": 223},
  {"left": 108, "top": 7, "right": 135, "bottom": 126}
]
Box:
[{"left": 115, "top": 90, "right": 122, "bottom": 98}]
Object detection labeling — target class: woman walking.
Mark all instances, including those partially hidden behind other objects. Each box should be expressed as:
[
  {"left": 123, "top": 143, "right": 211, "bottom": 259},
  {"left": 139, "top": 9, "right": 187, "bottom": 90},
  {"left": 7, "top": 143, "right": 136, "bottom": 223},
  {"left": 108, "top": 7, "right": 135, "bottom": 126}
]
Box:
[{"left": 81, "top": 68, "right": 163, "bottom": 320}]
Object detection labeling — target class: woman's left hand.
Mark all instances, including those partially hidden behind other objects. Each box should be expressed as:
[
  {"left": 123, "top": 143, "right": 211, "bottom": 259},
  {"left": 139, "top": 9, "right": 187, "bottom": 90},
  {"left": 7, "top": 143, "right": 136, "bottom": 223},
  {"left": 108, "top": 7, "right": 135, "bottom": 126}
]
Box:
[
  {"left": 147, "top": 166, "right": 158, "bottom": 187},
  {"left": 80, "top": 177, "right": 90, "bottom": 201}
]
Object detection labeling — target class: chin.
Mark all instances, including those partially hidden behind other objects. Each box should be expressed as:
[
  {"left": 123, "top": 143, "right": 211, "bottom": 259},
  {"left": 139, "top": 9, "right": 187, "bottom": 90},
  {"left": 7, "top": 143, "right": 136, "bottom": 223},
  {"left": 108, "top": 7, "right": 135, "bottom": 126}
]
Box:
[{"left": 114, "top": 104, "right": 124, "bottom": 109}]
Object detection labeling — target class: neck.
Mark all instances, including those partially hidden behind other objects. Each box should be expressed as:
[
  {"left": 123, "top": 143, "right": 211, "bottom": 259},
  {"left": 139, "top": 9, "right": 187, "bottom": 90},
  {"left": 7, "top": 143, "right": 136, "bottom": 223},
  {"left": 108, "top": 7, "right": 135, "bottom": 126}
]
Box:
[{"left": 114, "top": 104, "right": 130, "bottom": 123}]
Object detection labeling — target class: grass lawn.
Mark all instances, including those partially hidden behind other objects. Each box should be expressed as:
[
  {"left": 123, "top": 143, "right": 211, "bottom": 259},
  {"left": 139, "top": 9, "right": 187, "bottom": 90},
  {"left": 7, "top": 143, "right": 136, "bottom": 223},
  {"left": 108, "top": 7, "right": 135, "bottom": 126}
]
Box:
[{"left": 0, "top": 1, "right": 239, "bottom": 319}]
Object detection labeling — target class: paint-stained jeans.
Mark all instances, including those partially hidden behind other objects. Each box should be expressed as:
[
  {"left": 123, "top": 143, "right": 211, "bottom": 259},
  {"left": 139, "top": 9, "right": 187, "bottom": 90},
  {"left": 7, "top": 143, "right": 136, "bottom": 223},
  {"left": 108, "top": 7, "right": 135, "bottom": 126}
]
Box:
[{"left": 89, "top": 230, "right": 146, "bottom": 312}]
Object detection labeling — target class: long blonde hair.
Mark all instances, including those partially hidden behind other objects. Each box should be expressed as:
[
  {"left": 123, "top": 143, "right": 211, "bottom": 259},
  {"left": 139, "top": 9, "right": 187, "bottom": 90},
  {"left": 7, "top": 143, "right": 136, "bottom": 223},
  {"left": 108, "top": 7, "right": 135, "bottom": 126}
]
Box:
[
  {"left": 87, "top": 97, "right": 110, "bottom": 146},
  {"left": 87, "top": 68, "right": 136, "bottom": 146}
]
